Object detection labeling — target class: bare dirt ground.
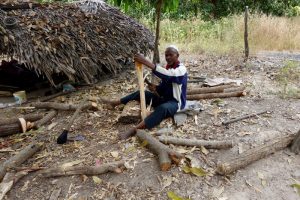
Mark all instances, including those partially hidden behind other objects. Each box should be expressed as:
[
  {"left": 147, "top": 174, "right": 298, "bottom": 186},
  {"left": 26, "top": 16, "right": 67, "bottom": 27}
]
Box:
[{"left": 0, "top": 52, "right": 300, "bottom": 200}]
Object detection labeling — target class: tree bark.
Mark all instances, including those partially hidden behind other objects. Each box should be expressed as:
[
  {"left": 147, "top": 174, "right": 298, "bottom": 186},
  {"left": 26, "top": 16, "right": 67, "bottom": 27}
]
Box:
[
  {"left": 290, "top": 129, "right": 300, "bottom": 154},
  {"left": 0, "top": 114, "right": 43, "bottom": 126},
  {"left": 216, "top": 134, "right": 294, "bottom": 175},
  {"left": 187, "top": 91, "right": 246, "bottom": 100},
  {"left": 31, "top": 102, "right": 97, "bottom": 111},
  {"left": 158, "top": 136, "right": 234, "bottom": 149},
  {"left": 244, "top": 6, "right": 249, "bottom": 61},
  {"left": 152, "top": 0, "right": 163, "bottom": 64},
  {"left": 136, "top": 130, "right": 183, "bottom": 171},
  {"left": 39, "top": 161, "right": 124, "bottom": 177},
  {"left": 187, "top": 85, "right": 234, "bottom": 95},
  {"left": 118, "top": 101, "right": 141, "bottom": 124},
  {"left": 0, "top": 142, "right": 43, "bottom": 181},
  {"left": 222, "top": 110, "right": 268, "bottom": 125},
  {"left": 33, "top": 110, "right": 57, "bottom": 129}
]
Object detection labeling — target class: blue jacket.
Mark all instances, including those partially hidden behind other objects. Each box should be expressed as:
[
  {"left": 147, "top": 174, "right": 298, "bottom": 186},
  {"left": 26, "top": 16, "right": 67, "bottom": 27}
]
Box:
[{"left": 153, "top": 62, "right": 187, "bottom": 110}]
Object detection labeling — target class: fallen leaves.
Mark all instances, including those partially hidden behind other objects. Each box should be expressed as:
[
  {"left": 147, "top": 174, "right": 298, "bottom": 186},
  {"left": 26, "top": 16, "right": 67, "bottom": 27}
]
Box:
[
  {"left": 92, "top": 176, "right": 102, "bottom": 184},
  {"left": 182, "top": 166, "right": 207, "bottom": 177},
  {"left": 167, "top": 191, "right": 190, "bottom": 200}
]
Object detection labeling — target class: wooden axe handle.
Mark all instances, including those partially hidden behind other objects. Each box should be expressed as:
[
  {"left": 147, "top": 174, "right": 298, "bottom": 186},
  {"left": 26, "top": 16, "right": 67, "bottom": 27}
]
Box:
[{"left": 135, "top": 62, "right": 147, "bottom": 120}]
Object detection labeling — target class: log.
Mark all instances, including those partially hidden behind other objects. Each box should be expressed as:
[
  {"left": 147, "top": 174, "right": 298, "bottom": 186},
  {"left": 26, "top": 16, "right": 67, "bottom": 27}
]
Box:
[
  {"left": 135, "top": 62, "right": 147, "bottom": 120},
  {"left": 224, "top": 86, "right": 246, "bottom": 93},
  {"left": 0, "top": 171, "right": 28, "bottom": 200},
  {"left": 290, "top": 129, "right": 300, "bottom": 154},
  {"left": 216, "top": 134, "right": 294, "bottom": 175},
  {"left": 31, "top": 102, "right": 97, "bottom": 111},
  {"left": 244, "top": 6, "right": 249, "bottom": 61},
  {"left": 0, "top": 142, "right": 43, "bottom": 181},
  {"left": 39, "top": 90, "right": 73, "bottom": 102},
  {"left": 187, "top": 91, "right": 246, "bottom": 100},
  {"left": 136, "top": 130, "right": 183, "bottom": 171},
  {"left": 0, "top": 114, "right": 43, "bottom": 126},
  {"left": 0, "top": 124, "right": 21, "bottom": 137},
  {"left": 187, "top": 85, "right": 233, "bottom": 95},
  {"left": 33, "top": 110, "right": 57, "bottom": 129},
  {"left": 158, "top": 136, "right": 234, "bottom": 149},
  {"left": 222, "top": 110, "right": 268, "bottom": 125},
  {"left": 0, "top": 3, "right": 42, "bottom": 11},
  {"left": 118, "top": 100, "right": 141, "bottom": 124},
  {"left": 39, "top": 161, "right": 124, "bottom": 177}
]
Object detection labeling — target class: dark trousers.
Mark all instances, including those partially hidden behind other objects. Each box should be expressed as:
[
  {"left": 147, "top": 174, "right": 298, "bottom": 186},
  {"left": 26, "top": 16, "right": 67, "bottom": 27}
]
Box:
[{"left": 120, "top": 91, "right": 178, "bottom": 129}]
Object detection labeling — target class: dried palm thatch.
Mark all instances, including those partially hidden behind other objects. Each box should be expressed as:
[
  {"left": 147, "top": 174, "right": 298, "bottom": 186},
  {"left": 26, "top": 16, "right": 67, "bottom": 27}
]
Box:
[{"left": 0, "top": 0, "right": 154, "bottom": 85}]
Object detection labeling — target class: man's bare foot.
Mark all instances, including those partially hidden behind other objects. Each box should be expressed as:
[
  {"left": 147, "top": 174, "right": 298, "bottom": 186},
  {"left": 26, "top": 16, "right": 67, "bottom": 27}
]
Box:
[{"left": 119, "top": 128, "right": 136, "bottom": 140}]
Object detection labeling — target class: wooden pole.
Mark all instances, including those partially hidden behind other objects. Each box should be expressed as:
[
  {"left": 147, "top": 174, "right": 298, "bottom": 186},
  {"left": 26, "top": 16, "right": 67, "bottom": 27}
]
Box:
[
  {"left": 244, "top": 6, "right": 249, "bottom": 61},
  {"left": 135, "top": 62, "right": 147, "bottom": 120},
  {"left": 187, "top": 91, "right": 246, "bottom": 100}
]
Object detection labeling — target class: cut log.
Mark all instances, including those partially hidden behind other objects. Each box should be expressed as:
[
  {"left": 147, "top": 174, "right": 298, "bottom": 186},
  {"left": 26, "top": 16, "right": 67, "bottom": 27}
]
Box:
[
  {"left": 33, "top": 110, "right": 57, "bottom": 129},
  {"left": 39, "top": 161, "right": 124, "bottom": 177},
  {"left": 0, "top": 114, "right": 43, "bottom": 126},
  {"left": 31, "top": 102, "right": 97, "bottom": 111},
  {"left": 0, "top": 171, "right": 28, "bottom": 200},
  {"left": 39, "top": 90, "right": 73, "bottom": 102},
  {"left": 135, "top": 62, "right": 147, "bottom": 120},
  {"left": 187, "top": 85, "right": 233, "bottom": 95},
  {"left": 223, "top": 86, "right": 246, "bottom": 93},
  {"left": 216, "top": 134, "right": 294, "bottom": 175},
  {"left": 187, "top": 91, "right": 246, "bottom": 100},
  {"left": 0, "top": 142, "right": 43, "bottom": 181},
  {"left": 0, "top": 124, "right": 21, "bottom": 137},
  {"left": 118, "top": 100, "right": 141, "bottom": 124},
  {"left": 222, "top": 110, "right": 268, "bottom": 125},
  {"left": 136, "top": 130, "right": 183, "bottom": 171},
  {"left": 158, "top": 136, "right": 234, "bottom": 149},
  {"left": 290, "top": 129, "right": 300, "bottom": 154}
]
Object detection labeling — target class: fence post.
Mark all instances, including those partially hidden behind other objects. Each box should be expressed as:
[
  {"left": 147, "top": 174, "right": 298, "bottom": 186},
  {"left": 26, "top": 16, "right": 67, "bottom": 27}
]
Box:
[{"left": 244, "top": 6, "right": 249, "bottom": 61}]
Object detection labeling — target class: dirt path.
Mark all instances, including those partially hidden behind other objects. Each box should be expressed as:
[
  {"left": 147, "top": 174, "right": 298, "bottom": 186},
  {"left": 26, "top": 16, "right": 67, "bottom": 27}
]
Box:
[{"left": 0, "top": 53, "right": 299, "bottom": 200}]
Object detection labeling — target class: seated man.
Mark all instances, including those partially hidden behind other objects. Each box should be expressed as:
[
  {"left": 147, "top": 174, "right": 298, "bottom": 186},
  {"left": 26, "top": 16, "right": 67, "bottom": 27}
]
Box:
[{"left": 103, "top": 45, "right": 187, "bottom": 139}]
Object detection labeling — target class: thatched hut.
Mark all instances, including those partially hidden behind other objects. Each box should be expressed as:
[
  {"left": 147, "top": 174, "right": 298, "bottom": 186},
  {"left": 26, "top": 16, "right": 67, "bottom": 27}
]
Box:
[{"left": 0, "top": 0, "right": 154, "bottom": 86}]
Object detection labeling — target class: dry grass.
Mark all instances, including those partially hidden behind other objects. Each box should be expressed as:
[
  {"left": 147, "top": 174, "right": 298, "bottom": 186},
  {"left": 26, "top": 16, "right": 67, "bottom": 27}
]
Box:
[{"left": 144, "top": 15, "right": 300, "bottom": 55}]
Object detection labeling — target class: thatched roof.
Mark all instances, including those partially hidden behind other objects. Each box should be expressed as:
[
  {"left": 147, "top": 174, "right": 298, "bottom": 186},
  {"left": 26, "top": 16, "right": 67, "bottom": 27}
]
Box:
[{"left": 0, "top": 1, "right": 154, "bottom": 85}]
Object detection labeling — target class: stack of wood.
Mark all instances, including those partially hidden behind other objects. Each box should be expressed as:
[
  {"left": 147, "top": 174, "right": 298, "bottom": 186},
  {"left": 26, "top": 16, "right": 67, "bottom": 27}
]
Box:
[{"left": 187, "top": 84, "right": 246, "bottom": 100}]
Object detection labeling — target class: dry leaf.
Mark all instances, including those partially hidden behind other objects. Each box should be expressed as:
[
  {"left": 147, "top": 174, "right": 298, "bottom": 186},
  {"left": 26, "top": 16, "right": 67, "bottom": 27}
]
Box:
[
  {"left": 81, "top": 175, "right": 88, "bottom": 183},
  {"left": 212, "top": 186, "right": 224, "bottom": 198},
  {"left": 201, "top": 146, "right": 209, "bottom": 155},
  {"left": 92, "top": 176, "right": 102, "bottom": 184},
  {"left": 167, "top": 191, "right": 190, "bottom": 200},
  {"left": 182, "top": 166, "right": 207, "bottom": 177},
  {"left": 111, "top": 151, "right": 119, "bottom": 158},
  {"left": 291, "top": 183, "right": 300, "bottom": 196}
]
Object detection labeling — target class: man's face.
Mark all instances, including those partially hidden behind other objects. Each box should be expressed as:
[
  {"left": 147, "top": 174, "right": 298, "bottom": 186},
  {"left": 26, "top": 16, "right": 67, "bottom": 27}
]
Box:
[{"left": 165, "top": 48, "right": 179, "bottom": 66}]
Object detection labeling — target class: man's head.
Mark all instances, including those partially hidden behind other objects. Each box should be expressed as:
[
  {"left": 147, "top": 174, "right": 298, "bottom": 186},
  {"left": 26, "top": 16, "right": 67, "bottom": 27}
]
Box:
[{"left": 165, "top": 45, "right": 179, "bottom": 66}]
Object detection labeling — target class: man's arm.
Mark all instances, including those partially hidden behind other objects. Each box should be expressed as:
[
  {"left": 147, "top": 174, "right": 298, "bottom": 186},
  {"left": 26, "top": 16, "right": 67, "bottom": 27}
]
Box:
[{"left": 134, "top": 54, "right": 155, "bottom": 70}]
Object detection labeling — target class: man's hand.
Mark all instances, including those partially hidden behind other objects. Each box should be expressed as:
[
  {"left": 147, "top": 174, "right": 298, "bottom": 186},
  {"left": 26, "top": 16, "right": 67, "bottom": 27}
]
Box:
[
  {"left": 148, "top": 83, "right": 157, "bottom": 92},
  {"left": 134, "top": 54, "right": 155, "bottom": 70}
]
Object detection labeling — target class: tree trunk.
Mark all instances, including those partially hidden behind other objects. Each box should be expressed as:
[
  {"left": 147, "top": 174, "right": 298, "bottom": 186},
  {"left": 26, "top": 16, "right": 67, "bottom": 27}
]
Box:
[
  {"left": 187, "top": 91, "right": 246, "bottom": 100},
  {"left": 39, "top": 161, "right": 124, "bottom": 177},
  {"left": 158, "top": 136, "right": 234, "bottom": 149},
  {"left": 136, "top": 130, "right": 183, "bottom": 171},
  {"left": 216, "top": 134, "right": 294, "bottom": 175},
  {"left": 0, "top": 142, "right": 43, "bottom": 181},
  {"left": 152, "top": 0, "right": 163, "bottom": 64},
  {"left": 0, "top": 171, "right": 28, "bottom": 200},
  {"left": 0, "top": 124, "right": 21, "bottom": 137}
]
